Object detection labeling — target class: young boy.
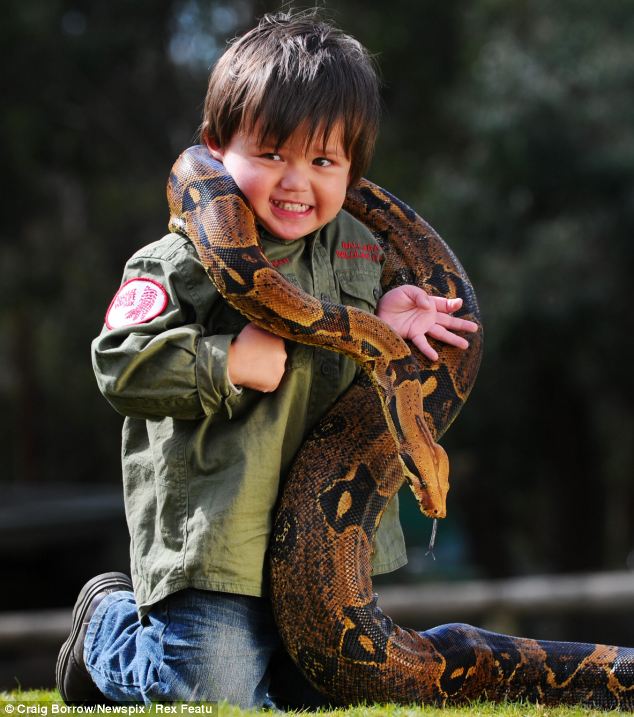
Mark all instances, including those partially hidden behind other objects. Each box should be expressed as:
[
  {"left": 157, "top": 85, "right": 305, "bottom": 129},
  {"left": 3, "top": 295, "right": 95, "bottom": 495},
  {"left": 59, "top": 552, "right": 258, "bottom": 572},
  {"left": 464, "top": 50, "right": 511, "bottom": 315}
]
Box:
[{"left": 57, "top": 10, "right": 477, "bottom": 708}]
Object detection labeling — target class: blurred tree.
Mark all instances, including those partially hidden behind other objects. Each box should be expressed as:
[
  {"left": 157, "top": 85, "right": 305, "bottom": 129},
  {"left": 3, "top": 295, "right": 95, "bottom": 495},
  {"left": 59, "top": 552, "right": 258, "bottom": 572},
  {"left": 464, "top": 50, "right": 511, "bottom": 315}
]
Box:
[{"left": 417, "top": 0, "right": 634, "bottom": 574}]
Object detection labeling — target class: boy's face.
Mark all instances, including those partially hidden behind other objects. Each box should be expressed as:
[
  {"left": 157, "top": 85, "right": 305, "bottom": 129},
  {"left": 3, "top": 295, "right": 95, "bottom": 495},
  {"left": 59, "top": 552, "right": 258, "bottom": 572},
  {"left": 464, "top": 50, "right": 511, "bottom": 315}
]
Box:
[{"left": 207, "top": 122, "right": 351, "bottom": 241}]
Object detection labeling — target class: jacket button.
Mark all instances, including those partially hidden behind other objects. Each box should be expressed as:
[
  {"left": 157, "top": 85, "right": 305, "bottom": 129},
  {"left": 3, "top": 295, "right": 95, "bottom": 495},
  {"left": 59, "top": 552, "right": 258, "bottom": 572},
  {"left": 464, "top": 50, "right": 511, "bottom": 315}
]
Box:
[
  {"left": 373, "top": 287, "right": 381, "bottom": 300},
  {"left": 320, "top": 293, "right": 330, "bottom": 302},
  {"left": 321, "top": 363, "right": 336, "bottom": 377}
]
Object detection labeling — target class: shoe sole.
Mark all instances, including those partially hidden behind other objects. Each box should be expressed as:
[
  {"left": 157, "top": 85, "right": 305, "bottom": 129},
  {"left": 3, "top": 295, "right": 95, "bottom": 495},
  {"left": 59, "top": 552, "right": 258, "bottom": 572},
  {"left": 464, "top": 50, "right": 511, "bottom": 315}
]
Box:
[{"left": 56, "top": 572, "right": 132, "bottom": 703}]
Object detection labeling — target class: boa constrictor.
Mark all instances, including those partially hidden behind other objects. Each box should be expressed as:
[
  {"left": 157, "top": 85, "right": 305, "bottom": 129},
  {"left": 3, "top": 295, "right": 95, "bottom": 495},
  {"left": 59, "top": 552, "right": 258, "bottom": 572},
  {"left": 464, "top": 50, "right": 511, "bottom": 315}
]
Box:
[{"left": 168, "top": 145, "right": 634, "bottom": 709}]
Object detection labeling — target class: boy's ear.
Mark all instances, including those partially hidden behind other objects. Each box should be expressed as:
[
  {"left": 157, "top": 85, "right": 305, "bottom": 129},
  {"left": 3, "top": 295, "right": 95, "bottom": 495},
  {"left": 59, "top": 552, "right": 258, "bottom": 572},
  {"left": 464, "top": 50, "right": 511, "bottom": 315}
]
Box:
[{"left": 204, "top": 136, "right": 224, "bottom": 162}]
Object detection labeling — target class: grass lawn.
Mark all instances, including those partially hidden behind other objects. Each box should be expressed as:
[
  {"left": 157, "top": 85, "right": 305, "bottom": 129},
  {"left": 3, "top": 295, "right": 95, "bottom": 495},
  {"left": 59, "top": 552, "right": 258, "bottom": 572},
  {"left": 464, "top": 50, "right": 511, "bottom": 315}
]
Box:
[{"left": 0, "top": 691, "right": 626, "bottom": 717}]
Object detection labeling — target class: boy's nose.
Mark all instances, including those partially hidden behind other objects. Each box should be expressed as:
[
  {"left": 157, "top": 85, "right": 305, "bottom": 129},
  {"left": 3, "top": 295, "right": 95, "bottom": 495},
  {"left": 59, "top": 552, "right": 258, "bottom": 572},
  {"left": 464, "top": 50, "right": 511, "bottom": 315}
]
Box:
[{"left": 279, "top": 165, "right": 309, "bottom": 192}]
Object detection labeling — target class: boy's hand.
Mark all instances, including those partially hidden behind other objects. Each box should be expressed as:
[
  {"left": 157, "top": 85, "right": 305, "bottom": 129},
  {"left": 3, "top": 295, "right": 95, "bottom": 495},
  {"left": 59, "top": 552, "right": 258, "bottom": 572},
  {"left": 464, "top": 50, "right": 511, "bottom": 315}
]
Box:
[
  {"left": 377, "top": 285, "right": 479, "bottom": 362},
  {"left": 227, "top": 323, "right": 287, "bottom": 392}
]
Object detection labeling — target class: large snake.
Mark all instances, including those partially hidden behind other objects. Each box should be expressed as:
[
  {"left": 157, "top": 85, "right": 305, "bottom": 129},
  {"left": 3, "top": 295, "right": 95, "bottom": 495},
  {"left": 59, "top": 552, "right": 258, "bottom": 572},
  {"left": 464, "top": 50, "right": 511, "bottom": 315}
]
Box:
[{"left": 168, "top": 145, "right": 634, "bottom": 709}]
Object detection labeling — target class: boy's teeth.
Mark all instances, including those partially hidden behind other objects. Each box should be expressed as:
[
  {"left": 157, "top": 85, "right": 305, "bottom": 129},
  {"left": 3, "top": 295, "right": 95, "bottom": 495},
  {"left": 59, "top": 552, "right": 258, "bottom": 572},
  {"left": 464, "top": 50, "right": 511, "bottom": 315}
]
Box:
[{"left": 272, "top": 199, "right": 310, "bottom": 212}]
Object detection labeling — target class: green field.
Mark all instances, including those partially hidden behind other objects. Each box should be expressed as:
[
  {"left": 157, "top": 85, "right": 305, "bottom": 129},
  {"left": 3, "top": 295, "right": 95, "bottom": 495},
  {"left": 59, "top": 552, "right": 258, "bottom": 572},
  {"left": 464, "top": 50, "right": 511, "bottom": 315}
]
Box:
[{"left": 0, "top": 691, "right": 626, "bottom": 717}]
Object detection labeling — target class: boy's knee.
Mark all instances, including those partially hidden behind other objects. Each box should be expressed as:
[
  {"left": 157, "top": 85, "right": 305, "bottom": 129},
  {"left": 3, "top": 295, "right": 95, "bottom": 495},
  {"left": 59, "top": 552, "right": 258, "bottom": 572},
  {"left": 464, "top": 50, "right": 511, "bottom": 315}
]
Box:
[
  {"left": 147, "top": 657, "right": 270, "bottom": 707},
  {"left": 143, "top": 594, "right": 278, "bottom": 706}
]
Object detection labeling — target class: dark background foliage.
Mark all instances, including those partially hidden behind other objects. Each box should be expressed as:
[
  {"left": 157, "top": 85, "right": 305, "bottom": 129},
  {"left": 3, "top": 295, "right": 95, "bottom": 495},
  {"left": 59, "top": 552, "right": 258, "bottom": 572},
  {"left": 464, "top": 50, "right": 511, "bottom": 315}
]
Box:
[{"left": 2, "top": 0, "right": 633, "bottom": 617}]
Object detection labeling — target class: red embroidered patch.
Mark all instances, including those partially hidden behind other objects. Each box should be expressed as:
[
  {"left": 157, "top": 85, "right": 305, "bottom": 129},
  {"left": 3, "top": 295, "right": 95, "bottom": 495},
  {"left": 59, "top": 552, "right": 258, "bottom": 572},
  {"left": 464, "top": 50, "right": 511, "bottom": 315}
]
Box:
[{"left": 105, "top": 278, "right": 169, "bottom": 329}]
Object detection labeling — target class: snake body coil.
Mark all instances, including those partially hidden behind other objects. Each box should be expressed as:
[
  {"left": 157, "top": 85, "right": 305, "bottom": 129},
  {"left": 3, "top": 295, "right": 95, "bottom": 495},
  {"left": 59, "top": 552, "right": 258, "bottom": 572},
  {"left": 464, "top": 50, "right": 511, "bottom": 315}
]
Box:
[{"left": 168, "top": 146, "right": 634, "bottom": 708}]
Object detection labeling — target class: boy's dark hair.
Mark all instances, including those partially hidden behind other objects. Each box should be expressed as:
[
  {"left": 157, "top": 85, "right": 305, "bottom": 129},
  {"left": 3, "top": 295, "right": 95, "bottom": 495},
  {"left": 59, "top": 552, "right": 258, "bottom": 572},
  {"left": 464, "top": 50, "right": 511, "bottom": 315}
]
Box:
[{"left": 200, "top": 9, "right": 380, "bottom": 186}]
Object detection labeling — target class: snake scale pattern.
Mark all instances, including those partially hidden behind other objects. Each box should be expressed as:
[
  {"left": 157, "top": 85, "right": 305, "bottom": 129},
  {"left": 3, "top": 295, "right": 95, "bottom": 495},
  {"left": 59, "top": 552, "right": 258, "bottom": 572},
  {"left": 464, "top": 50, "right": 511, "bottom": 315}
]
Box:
[{"left": 168, "top": 145, "right": 634, "bottom": 709}]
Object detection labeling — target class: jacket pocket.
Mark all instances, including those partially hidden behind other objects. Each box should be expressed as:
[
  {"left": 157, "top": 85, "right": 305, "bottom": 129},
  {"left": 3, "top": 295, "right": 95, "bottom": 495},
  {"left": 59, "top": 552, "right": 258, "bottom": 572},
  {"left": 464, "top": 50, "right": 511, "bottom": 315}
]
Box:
[{"left": 335, "top": 270, "right": 382, "bottom": 313}]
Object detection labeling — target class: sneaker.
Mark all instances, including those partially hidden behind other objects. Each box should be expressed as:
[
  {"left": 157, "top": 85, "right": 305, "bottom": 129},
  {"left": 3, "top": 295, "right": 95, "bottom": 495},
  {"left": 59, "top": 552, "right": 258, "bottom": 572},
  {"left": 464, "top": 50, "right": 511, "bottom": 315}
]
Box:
[{"left": 56, "top": 572, "right": 133, "bottom": 704}]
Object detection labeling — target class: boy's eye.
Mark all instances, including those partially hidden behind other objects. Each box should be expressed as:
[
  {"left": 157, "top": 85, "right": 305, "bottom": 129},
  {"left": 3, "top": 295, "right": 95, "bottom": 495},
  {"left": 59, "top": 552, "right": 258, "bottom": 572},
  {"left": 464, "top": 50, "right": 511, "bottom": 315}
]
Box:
[
  {"left": 313, "top": 157, "right": 333, "bottom": 167},
  {"left": 261, "top": 152, "right": 282, "bottom": 161}
]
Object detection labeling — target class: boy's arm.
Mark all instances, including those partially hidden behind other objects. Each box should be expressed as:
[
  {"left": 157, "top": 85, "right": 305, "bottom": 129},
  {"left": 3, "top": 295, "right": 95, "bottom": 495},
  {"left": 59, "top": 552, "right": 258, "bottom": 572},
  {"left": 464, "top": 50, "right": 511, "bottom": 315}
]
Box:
[
  {"left": 92, "top": 249, "right": 242, "bottom": 421},
  {"left": 376, "top": 284, "right": 479, "bottom": 362}
]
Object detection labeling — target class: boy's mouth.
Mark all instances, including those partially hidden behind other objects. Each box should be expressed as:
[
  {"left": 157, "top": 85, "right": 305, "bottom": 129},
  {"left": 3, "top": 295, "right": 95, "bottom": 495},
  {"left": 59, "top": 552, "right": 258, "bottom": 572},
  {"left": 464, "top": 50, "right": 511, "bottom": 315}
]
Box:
[{"left": 270, "top": 199, "right": 312, "bottom": 214}]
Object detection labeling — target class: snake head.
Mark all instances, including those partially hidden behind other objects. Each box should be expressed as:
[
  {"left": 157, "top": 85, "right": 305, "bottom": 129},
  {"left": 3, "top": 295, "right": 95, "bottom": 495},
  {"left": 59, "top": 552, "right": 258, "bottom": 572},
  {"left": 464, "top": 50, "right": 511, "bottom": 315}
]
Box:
[{"left": 401, "top": 441, "right": 449, "bottom": 519}]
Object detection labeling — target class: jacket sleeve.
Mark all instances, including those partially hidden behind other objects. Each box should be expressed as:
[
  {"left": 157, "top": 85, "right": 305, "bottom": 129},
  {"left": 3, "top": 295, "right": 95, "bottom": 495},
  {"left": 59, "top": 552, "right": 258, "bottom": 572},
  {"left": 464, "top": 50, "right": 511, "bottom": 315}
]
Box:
[{"left": 92, "top": 240, "right": 243, "bottom": 421}]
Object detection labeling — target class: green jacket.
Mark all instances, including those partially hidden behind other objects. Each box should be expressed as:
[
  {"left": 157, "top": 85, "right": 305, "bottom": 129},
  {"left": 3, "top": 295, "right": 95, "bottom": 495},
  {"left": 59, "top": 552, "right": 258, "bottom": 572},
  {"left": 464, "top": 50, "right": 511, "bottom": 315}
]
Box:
[{"left": 92, "top": 210, "right": 406, "bottom": 616}]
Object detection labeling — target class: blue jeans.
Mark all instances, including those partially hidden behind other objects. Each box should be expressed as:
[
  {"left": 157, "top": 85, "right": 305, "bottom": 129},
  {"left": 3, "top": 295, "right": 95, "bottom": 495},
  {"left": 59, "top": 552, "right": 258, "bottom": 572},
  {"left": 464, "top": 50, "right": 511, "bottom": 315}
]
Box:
[{"left": 84, "top": 588, "right": 328, "bottom": 708}]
